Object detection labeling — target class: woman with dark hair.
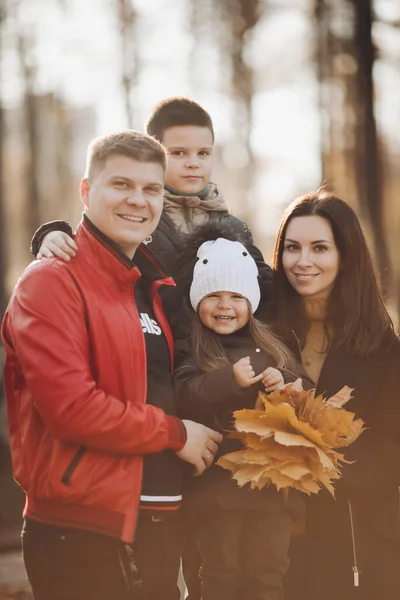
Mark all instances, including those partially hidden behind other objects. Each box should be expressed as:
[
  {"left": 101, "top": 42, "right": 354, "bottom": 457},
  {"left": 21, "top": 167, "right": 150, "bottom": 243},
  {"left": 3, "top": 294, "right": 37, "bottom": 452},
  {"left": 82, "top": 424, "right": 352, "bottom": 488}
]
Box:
[{"left": 273, "top": 188, "right": 400, "bottom": 600}]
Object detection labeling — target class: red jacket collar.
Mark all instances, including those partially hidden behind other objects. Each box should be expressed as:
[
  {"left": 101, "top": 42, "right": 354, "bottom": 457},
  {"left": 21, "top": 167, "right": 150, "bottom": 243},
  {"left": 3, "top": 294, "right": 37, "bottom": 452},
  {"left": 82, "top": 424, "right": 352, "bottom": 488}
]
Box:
[{"left": 76, "top": 216, "right": 175, "bottom": 288}]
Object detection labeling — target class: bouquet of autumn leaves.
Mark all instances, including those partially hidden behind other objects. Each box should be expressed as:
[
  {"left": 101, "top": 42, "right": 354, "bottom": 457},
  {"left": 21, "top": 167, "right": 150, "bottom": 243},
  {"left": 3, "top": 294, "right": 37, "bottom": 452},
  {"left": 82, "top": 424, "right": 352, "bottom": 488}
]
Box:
[{"left": 217, "top": 382, "right": 364, "bottom": 496}]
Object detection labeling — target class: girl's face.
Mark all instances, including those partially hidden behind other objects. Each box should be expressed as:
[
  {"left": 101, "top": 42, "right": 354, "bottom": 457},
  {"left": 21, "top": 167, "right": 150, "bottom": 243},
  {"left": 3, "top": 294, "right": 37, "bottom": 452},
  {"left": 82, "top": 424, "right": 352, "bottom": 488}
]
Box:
[
  {"left": 199, "top": 291, "right": 250, "bottom": 335},
  {"left": 282, "top": 215, "right": 341, "bottom": 301}
]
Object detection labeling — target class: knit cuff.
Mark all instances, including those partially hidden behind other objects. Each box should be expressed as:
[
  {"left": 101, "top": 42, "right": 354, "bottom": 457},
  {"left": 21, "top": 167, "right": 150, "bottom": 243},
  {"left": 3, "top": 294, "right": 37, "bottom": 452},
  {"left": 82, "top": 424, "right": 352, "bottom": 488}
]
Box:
[
  {"left": 31, "top": 220, "right": 74, "bottom": 258},
  {"left": 165, "top": 416, "right": 187, "bottom": 451}
]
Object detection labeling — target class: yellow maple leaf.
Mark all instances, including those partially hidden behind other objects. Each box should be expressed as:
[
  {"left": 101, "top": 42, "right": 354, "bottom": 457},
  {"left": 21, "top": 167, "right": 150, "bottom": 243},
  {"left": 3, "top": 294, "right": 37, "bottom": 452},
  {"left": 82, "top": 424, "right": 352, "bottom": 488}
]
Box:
[{"left": 217, "top": 383, "right": 364, "bottom": 497}]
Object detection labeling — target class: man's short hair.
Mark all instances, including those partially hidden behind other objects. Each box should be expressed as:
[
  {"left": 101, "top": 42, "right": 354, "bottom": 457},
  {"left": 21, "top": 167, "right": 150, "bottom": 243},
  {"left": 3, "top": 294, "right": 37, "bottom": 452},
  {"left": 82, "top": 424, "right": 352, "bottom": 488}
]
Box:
[
  {"left": 85, "top": 130, "right": 167, "bottom": 180},
  {"left": 145, "top": 97, "right": 215, "bottom": 143}
]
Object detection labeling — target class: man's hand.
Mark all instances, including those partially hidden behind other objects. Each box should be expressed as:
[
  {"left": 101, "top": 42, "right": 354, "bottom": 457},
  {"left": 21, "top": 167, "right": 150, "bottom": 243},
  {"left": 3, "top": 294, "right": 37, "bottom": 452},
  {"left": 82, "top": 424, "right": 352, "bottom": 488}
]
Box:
[
  {"left": 261, "top": 367, "right": 284, "bottom": 392},
  {"left": 233, "top": 356, "right": 263, "bottom": 388},
  {"left": 37, "top": 231, "right": 78, "bottom": 261},
  {"left": 176, "top": 420, "right": 223, "bottom": 476}
]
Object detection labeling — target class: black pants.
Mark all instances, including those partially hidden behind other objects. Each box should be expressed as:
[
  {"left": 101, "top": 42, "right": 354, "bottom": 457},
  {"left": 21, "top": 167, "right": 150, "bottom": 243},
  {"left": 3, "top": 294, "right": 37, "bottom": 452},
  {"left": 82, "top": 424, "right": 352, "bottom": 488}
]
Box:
[
  {"left": 131, "top": 511, "right": 183, "bottom": 600},
  {"left": 22, "top": 512, "right": 183, "bottom": 600},
  {"left": 182, "top": 527, "right": 202, "bottom": 600},
  {"left": 22, "top": 524, "right": 134, "bottom": 600},
  {"left": 194, "top": 509, "right": 292, "bottom": 600}
]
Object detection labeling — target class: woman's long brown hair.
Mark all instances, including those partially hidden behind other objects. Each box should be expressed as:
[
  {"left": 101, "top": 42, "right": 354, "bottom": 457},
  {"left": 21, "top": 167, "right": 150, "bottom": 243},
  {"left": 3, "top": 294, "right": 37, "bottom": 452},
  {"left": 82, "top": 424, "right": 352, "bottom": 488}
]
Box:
[
  {"left": 191, "top": 300, "right": 297, "bottom": 373},
  {"left": 272, "top": 188, "right": 394, "bottom": 355}
]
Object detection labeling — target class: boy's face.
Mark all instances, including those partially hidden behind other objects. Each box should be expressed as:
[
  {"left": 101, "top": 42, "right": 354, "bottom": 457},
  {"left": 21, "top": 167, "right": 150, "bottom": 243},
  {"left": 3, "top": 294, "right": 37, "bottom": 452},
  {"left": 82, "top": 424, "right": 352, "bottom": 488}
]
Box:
[{"left": 161, "top": 125, "right": 213, "bottom": 195}]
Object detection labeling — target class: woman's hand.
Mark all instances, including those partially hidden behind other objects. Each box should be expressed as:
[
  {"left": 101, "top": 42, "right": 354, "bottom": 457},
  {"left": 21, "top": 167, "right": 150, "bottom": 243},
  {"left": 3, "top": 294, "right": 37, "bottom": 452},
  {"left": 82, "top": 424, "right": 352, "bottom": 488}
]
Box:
[
  {"left": 37, "top": 231, "right": 78, "bottom": 262},
  {"left": 233, "top": 357, "right": 264, "bottom": 388},
  {"left": 261, "top": 367, "right": 284, "bottom": 392}
]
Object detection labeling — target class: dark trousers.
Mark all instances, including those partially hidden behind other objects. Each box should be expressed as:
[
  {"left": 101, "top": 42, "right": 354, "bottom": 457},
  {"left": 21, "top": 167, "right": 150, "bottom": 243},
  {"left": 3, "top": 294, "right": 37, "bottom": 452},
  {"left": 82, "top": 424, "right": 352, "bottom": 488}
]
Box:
[
  {"left": 194, "top": 509, "right": 292, "bottom": 600},
  {"left": 22, "top": 512, "right": 183, "bottom": 600},
  {"left": 131, "top": 511, "right": 183, "bottom": 600},
  {"left": 182, "top": 528, "right": 202, "bottom": 600},
  {"left": 22, "top": 525, "right": 134, "bottom": 600}
]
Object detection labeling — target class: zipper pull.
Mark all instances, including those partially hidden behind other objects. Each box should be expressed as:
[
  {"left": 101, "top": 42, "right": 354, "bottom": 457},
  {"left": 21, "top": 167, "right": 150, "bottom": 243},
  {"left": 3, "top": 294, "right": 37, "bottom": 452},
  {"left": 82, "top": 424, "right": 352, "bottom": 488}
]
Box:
[{"left": 353, "top": 566, "right": 359, "bottom": 587}]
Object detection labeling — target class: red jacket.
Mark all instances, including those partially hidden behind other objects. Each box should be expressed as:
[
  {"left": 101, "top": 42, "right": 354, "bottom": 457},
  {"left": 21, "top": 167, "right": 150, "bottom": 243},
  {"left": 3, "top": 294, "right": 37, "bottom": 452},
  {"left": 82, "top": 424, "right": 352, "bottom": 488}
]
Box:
[{"left": 1, "top": 218, "right": 186, "bottom": 543}]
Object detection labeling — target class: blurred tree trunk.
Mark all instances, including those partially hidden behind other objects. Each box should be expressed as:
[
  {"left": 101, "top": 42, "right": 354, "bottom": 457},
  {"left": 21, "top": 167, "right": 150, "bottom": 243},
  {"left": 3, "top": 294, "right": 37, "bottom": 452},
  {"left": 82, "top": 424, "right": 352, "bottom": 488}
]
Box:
[
  {"left": 187, "top": 0, "right": 262, "bottom": 230},
  {"left": 17, "top": 31, "right": 41, "bottom": 237},
  {"left": 353, "top": 0, "right": 390, "bottom": 291},
  {"left": 192, "top": 0, "right": 262, "bottom": 228},
  {"left": 0, "top": 0, "right": 6, "bottom": 317},
  {"left": 314, "top": 0, "right": 390, "bottom": 291},
  {"left": 115, "top": 0, "right": 138, "bottom": 128},
  {"left": 220, "top": 0, "right": 261, "bottom": 230},
  {"left": 314, "top": 0, "right": 364, "bottom": 210},
  {"left": 220, "top": 0, "right": 260, "bottom": 146},
  {"left": 188, "top": 0, "right": 213, "bottom": 89},
  {"left": 314, "top": 0, "right": 333, "bottom": 188}
]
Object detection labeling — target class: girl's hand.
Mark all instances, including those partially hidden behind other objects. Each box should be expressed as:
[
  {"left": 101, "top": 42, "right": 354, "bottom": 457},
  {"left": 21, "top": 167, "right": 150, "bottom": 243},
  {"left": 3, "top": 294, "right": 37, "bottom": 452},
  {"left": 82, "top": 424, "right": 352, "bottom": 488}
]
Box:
[
  {"left": 233, "top": 357, "right": 264, "bottom": 388},
  {"left": 261, "top": 367, "right": 285, "bottom": 392},
  {"left": 37, "top": 231, "right": 78, "bottom": 262}
]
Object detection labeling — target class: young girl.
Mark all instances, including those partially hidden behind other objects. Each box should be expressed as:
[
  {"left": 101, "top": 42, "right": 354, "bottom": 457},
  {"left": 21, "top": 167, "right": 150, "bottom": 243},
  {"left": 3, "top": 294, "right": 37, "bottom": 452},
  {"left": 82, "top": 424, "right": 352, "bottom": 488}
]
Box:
[
  {"left": 174, "top": 227, "right": 307, "bottom": 600},
  {"left": 273, "top": 188, "right": 400, "bottom": 600}
]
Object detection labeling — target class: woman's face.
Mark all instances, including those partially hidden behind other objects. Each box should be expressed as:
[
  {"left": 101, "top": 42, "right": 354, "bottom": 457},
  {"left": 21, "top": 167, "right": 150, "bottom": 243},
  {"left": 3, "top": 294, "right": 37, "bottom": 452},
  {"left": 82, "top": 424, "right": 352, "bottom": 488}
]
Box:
[{"left": 282, "top": 215, "right": 341, "bottom": 301}]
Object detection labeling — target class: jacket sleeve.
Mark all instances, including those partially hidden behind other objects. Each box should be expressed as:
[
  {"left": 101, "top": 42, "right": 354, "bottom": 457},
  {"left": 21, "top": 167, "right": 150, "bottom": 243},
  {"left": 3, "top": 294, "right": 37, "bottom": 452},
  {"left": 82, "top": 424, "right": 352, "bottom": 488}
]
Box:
[
  {"left": 2, "top": 261, "right": 186, "bottom": 455},
  {"left": 30, "top": 220, "right": 74, "bottom": 258},
  {"left": 174, "top": 356, "right": 253, "bottom": 424}
]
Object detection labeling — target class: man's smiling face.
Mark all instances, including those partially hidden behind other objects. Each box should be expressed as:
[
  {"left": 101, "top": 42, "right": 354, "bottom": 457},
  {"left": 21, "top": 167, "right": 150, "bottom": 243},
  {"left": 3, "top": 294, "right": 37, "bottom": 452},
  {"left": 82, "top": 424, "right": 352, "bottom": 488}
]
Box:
[{"left": 80, "top": 154, "right": 164, "bottom": 258}]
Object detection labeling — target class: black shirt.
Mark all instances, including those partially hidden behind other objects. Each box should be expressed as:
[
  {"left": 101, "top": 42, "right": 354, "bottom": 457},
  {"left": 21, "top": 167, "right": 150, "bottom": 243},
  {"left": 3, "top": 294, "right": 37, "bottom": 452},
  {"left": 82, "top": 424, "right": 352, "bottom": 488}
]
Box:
[{"left": 134, "top": 276, "right": 183, "bottom": 511}]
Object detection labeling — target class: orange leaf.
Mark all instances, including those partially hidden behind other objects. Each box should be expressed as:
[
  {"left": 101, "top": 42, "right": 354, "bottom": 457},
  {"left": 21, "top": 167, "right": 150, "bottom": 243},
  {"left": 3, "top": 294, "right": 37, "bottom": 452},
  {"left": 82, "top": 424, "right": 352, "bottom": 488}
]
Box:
[{"left": 218, "top": 383, "right": 364, "bottom": 497}]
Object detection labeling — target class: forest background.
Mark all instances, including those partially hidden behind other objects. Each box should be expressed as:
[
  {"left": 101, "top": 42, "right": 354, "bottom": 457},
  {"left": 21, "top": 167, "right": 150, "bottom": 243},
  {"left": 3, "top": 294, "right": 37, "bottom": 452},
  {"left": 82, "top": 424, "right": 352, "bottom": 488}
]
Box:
[{"left": 0, "top": 0, "right": 399, "bottom": 549}]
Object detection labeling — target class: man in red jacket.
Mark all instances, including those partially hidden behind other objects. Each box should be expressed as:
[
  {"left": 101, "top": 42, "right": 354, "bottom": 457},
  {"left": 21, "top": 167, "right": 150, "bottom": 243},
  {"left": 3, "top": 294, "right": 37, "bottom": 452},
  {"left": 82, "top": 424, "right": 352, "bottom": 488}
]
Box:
[{"left": 1, "top": 130, "right": 222, "bottom": 600}]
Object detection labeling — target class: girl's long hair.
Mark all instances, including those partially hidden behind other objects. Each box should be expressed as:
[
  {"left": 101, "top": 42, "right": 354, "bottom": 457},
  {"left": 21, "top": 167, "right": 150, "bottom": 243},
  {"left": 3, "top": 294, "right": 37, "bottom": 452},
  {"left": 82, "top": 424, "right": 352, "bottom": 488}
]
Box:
[
  {"left": 191, "top": 300, "right": 297, "bottom": 373},
  {"left": 272, "top": 187, "right": 394, "bottom": 355}
]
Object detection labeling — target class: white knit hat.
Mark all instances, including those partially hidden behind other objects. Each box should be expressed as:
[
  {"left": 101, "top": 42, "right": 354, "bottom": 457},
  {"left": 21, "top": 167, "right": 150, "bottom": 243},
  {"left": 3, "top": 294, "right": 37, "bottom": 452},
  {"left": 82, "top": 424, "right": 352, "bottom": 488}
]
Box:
[{"left": 189, "top": 238, "right": 261, "bottom": 313}]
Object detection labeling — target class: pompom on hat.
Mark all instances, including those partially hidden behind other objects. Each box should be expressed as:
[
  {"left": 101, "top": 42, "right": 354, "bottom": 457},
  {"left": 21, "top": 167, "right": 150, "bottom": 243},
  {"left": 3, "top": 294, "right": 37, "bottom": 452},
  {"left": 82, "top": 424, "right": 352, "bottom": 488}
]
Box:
[{"left": 189, "top": 238, "right": 261, "bottom": 313}]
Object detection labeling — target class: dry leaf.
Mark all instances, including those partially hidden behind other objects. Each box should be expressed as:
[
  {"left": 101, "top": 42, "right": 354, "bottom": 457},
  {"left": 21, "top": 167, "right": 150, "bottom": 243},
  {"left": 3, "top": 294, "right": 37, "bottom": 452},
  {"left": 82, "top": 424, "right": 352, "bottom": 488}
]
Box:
[{"left": 217, "top": 383, "right": 364, "bottom": 497}]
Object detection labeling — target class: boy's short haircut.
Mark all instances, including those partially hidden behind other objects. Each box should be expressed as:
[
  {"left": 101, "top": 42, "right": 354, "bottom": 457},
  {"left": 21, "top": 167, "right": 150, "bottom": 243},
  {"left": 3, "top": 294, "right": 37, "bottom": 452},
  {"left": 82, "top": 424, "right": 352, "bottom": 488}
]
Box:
[
  {"left": 145, "top": 97, "right": 215, "bottom": 143},
  {"left": 85, "top": 130, "right": 167, "bottom": 180}
]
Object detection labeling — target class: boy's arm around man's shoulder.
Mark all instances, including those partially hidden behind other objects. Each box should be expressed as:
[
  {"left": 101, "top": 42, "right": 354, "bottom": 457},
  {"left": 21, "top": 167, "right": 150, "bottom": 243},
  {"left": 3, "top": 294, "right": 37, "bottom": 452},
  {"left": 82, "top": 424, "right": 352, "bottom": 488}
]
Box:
[
  {"left": 2, "top": 259, "right": 185, "bottom": 455},
  {"left": 30, "top": 220, "right": 73, "bottom": 257}
]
